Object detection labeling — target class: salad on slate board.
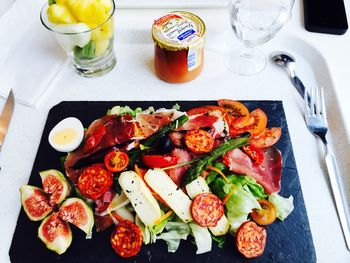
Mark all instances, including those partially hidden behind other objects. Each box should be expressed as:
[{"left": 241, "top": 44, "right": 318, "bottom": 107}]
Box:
[{"left": 20, "top": 99, "right": 294, "bottom": 259}]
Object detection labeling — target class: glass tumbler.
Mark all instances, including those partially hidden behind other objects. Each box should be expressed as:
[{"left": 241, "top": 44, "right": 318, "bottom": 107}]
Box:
[{"left": 40, "top": 0, "right": 116, "bottom": 77}]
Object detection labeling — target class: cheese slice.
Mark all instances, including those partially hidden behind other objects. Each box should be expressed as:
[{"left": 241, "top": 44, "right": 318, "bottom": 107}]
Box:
[
  {"left": 119, "top": 171, "right": 161, "bottom": 226},
  {"left": 144, "top": 169, "right": 193, "bottom": 223}
]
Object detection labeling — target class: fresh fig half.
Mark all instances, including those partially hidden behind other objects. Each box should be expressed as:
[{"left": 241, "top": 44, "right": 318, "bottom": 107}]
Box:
[
  {"left": 38, "top": 212, "right": 72, "bottom": 255},
  {"left": 59, "top": 197, "right": 94, "bottom": 237},
  {"left": 40, "top": 169, "right": 70, "bottom": 205},
  {"left": 20, "top": 185, "right": 52, "bottom": 221}
]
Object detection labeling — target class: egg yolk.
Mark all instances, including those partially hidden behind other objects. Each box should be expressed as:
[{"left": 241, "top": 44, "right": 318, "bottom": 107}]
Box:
[{"left": 52, "top": 128, "right": 78, "bottom": 145}]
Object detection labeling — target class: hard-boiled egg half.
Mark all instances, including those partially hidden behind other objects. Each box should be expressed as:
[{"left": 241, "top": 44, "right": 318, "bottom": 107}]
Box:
[{"left": 48, "top": 117, "right": 84, "bottom": 152}]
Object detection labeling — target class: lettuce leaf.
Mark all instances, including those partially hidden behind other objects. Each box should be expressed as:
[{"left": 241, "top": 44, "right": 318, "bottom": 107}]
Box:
[
  {"left": 156, "top": 222, "right": 190, "bottom": 253},
  {"left": 108, "top": 105, "right": 143, "bottom": 117},
  {"left": 268, "top": 193, "right": 294, "bottom": 221},
  {"left": 135, "top": 216, "right": 156, "bottom": 245},
  {"left": 152, "top": 212, "right": 175, "bottom": 235},
  {"left": 189, "top": 223, "right": 212, "bottom": 254},
  {"left": 227, "top": 174, "right": 267, "bottom": 199},
  {"left": 210, "top": 177, "right": 260, "bottom": 233}
]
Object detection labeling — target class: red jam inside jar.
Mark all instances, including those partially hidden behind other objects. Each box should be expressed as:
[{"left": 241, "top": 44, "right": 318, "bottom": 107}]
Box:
[{"left": 152, "top": 12, "right": 206, "bottom": 83}]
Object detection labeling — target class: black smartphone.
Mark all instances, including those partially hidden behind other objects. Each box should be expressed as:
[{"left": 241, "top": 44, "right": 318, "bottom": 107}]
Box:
[{"left": 303, "top": 0, "right": 348, "bottom": 35}]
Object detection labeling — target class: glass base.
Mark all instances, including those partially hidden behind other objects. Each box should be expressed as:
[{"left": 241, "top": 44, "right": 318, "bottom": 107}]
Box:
[
  {"left": 225, "top": 47, "right": 266, "bottom": 76},
  {"left": 74, "top": 49, "right": 117, "bottom": 78}
]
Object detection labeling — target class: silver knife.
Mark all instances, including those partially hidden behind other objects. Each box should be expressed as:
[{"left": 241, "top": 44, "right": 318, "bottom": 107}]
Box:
[{"left": 0, "top": 89, "right": 14, "bottom": 151}]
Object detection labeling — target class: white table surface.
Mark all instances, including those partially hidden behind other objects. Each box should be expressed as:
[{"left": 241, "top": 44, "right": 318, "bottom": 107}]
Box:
[{"left": 1, "top": 0, "right": 350, "bottom": 262}]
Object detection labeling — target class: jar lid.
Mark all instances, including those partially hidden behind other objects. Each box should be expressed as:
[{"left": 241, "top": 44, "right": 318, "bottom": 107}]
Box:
[{"left": 152, "top": 11, "right": 206, "bottom": 51}]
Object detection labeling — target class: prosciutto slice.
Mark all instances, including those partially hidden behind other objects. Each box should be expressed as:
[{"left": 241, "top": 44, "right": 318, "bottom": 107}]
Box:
[
  {"left": 178, "top": 109, "right": 227, "bottom": 138},
  {"left": 64, "top": 115, "right": 134, "bottom": 183},
  {"left": 136, "top": 109, "right": 185, "bottom": 137},
  {"left": 167, "top": 148, "right": 192, "bottom": 186},
  {"left": 223, "top": 147, "right": 282, "bottom": 194}
]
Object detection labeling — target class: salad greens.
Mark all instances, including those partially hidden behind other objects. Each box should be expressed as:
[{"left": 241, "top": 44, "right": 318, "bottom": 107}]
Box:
[
  {"left": 156, "top": 222, "right": 191, "bottom": 253},
  {"left": 108, "top": 105, "right": 143, "bottom": 117},
  {"left": 268, "top": 193, "right": 294, "bottom": 221},
  {"left": 205, "top": 162, "right": 226, "bottom": 185},
  {"left": 189, "top": 222, "right": 212, "bottom": 254}
]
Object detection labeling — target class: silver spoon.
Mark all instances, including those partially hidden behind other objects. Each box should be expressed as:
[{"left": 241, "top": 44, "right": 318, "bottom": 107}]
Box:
[
  {"left": 270, "top": 51, "right": 306, "bottom": 97},
  {"left": 270, "top": 51, "right": 315, "bottom": 109}
]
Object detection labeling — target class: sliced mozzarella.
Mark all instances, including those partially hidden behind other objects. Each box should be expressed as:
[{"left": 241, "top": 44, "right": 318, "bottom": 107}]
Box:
[
  {"left": 119, "top": 171, "right": 161, "bottom": 226},
  {"left": 209, "top": 214, "right": 230, "bottom": 236},
  {"left": 185, "top": 176, "right": 230, "bottom": 236},
  {"left": 185, "top": 177, "right": 211, "bottom": 199},
  {"left": 144, "top": 169, "right": 193, "bottom": 223}
]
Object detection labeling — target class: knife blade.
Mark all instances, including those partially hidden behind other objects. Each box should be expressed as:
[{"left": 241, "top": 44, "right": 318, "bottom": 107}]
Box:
[{"left": 0, "top": 89, "right": 14, "bottom": 150}]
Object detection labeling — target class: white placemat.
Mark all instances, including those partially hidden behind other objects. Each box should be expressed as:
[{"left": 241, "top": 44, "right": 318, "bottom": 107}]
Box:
[{"left": 0, "top": 0, "right": 66, "bottom": 107}]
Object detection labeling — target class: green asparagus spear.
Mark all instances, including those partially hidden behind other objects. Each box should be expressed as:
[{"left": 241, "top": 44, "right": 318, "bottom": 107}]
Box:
[{"left": 180, "top": 133, "right": 251, "bottom": 187}]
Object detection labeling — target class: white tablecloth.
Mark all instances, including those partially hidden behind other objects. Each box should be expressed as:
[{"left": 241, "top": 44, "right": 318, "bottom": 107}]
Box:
[{"left": 0, "top": 1, "right": 350, "bottom": 262}]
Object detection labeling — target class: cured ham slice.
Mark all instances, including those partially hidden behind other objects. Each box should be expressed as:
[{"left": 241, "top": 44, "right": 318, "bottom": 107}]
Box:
[
  {"left": 136, "top": 112, "right": 171, "bottom": 137},
  {"left": 223, "top": 147, "right": 282, "bottom": 194},
  {"left": 64, "top": 115, "right": 134, "bottom": 183},
  {"left": 136, "top": 109, "right": 185, "bottom": 137},
  {"left": 178, "top": 109, "right": 227, "bottom": 138},
  {"left": 167, "top": 148, "right": 192, "bottom": 186}
]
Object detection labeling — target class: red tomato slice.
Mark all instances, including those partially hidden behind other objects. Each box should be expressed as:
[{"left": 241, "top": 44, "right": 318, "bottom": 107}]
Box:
[
  {"left": 236, "top": 221, "right": 267, "bottom": 258},
  {"left": 246, "top": 109, "right": 267, "bottom": 136},
  {"left": 77, "top": 164, "right": 113, "bottom": 200},
  {"left": 104, "top": 151, "right": 129, "bottom": 172},
  {"left": 111, "top": 220, "right": 142, "bottom": 258},
  {"left": 249, "top": 127, "right": 282, "bottom": 148},
  {"left": 184, "top": 129, "right": 215, "bottom": 154},
  {"left": 142, "top": 155, "right": 179, "bottom": 168},
  {"left": 218, "top": 99, "right": 251, "bottom": 128},
  {"left": 242, "top": 145, "right": 264, "bottom": 165}
]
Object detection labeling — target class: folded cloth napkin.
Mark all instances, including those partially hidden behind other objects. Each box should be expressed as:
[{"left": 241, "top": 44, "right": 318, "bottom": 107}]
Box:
[{"left": 0, "top": 0, "right": 66, "bottom": 107}]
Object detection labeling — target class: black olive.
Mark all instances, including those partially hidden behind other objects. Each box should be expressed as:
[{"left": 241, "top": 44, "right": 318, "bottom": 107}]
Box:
[{"left": 156, "top": 135, "right": 173, "bottom": 153}]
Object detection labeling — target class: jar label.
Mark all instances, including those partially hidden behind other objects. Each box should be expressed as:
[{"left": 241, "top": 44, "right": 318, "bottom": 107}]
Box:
[
  {"left": 186, "top": 35, "right": 203, "bottom": 71},
  {"left": 155, "top": 14, "right": 199, "bottom": 46}
]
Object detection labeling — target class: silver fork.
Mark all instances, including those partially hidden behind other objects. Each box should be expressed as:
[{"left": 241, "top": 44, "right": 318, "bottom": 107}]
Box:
[{"left": 304, "top": 86, "right": 350, "bottom": 250}]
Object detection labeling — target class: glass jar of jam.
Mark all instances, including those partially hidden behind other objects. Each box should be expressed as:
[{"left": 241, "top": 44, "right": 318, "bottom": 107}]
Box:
[{"left": 152, "top": 11, "right": 206, "bottom": 83}]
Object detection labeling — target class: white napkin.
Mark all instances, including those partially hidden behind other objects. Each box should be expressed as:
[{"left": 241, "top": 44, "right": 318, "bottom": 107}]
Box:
[{"left": 0, "top": 0, "right": 66, "bottom": 107}]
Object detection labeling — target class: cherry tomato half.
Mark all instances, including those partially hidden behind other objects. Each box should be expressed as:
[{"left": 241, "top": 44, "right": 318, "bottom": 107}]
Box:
[
  {"left": 104, "top": 151, "right": 129, "bottom": 172},
  {"left": 184, "top": 129, "right": 215, "bottom": 154},
  {"left": 250, "top": 199, "right": 277, "bottom": 225},
  {"left": 78, "top": 164, "right": 113, "bottom": 200},
  {"left": 242, "top": 145, "right": 264, "bottom": 165},
  {"left": 142, "top": 155, "right": 179, "bottom": 168},
  {"left": 249, "top": 127, "right": 282, "bottom": 148}
]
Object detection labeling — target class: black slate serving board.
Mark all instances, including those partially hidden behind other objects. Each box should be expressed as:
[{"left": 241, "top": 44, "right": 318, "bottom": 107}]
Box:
[{"left": 9, "top": 101, "right": 316, "bottom": 263}]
